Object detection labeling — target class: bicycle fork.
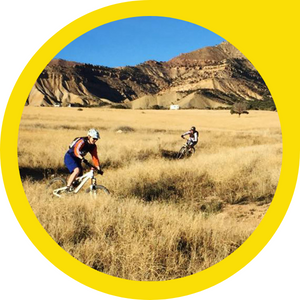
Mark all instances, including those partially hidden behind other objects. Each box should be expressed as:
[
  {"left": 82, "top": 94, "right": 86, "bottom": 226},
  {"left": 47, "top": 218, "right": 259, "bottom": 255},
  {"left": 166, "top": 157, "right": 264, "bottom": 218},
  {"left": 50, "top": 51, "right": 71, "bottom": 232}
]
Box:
[{"left": 88, "top": 177, "right": 97, "bottom": 191}]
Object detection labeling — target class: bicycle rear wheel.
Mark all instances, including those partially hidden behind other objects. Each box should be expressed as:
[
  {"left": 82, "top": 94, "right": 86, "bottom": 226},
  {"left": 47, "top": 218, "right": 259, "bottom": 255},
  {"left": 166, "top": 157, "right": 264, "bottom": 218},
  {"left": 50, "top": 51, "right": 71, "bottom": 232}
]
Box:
[
  {"left": 85, "top": 185, "right": 110, "bottom": 198},
  {"left": 186, "top": 147, "right": 195, "bottom": 157},
  {"left": 47, "top": 177, "right": 67, "bottom": 197}
]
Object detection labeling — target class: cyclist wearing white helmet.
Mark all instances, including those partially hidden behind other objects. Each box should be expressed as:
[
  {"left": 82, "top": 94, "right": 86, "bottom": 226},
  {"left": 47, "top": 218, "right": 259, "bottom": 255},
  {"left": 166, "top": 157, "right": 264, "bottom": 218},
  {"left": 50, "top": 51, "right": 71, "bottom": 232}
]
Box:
[
  {"left": 64, "top": 128, "right": 102, "bottom": 191},
  {"left": 181, "top": 126, "right": 199, "bottom": 149}
]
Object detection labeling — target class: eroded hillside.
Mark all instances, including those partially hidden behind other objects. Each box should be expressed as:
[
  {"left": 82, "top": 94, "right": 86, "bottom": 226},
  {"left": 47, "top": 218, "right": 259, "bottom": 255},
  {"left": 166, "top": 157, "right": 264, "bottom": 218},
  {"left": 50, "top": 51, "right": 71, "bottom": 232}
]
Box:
[{"left": 27, "top": 41, "right": 271, "bottom": 109}]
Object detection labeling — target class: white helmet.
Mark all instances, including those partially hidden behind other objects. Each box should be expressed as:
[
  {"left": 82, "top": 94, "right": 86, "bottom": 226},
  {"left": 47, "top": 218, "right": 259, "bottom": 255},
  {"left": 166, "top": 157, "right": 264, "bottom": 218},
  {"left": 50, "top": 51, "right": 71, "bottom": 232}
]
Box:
[{"left": 87, "top": 128, "right": 100, "bottom": 139}]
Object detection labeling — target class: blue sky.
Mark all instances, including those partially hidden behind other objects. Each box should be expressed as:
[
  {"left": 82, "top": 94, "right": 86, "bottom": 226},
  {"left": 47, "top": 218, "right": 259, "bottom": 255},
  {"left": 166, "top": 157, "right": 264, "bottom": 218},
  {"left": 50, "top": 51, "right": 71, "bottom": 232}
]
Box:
[{"left": 55, "top": 17, "right": 225, "bottom": 68}]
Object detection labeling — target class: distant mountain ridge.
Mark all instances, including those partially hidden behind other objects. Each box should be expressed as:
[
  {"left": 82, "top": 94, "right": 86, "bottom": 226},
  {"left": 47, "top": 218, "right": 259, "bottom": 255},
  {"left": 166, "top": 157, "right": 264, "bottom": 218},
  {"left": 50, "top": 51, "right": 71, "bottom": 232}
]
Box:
[{"left": 27, "top": 41, "right": 272, "bottom": 109}]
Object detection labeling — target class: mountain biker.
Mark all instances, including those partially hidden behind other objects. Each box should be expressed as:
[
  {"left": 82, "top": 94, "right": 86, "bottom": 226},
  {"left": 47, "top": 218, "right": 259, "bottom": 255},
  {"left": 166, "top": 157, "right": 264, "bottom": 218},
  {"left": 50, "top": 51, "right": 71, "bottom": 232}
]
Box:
[
  {"left": 64, "top": 128, "right": 102, "bottom": 192},
  {"left": 181, "top": 126, "right": 199, "bottom": 150}
]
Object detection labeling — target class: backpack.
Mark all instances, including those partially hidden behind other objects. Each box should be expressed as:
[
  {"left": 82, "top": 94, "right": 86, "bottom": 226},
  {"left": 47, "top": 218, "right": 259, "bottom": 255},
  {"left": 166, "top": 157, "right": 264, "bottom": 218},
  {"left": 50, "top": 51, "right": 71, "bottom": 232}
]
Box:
[{"left": 69, "top": 137, "right": 84, "bottom": 149}]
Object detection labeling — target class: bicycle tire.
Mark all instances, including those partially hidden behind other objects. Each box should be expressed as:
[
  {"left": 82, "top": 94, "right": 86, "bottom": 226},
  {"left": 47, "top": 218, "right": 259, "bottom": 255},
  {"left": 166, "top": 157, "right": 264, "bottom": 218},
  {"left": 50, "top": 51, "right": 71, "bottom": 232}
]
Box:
[
  {"left": 47, "top": 177, "right": 67, "bottom": 197},
  {"left": 177, "top": 146, "right": 187, "bottom": 159},
  {"left": 85, "top": 185, "right": 110, "bottom": 197}
]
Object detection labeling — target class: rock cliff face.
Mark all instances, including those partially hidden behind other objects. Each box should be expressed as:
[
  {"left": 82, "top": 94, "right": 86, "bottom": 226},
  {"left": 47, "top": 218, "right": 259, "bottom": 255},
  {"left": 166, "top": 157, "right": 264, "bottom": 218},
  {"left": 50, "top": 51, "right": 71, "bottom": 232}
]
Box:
[{"left": 27, "top": 41, "right": 271, "bottom": 109}]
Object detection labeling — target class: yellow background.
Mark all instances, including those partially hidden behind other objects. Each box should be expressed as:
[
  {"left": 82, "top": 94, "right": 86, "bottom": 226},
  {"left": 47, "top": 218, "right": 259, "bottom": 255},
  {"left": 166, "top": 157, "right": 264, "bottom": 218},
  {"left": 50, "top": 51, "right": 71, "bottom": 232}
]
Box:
[{"left": 1, "top": 0, "right": 299, "bottom": 299}]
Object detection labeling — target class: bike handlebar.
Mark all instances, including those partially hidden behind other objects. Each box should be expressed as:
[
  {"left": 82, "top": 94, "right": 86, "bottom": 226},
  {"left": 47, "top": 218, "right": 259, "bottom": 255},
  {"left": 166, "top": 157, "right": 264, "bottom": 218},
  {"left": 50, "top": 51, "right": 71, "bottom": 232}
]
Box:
[{"left": 82, "top": 159, "right": 103, "bottom": 175}]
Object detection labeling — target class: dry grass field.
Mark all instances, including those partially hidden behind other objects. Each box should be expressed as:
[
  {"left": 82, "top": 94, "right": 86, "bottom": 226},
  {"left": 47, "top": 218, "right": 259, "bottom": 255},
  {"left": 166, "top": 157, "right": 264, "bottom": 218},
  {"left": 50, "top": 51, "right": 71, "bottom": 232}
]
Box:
[{"left": 18, "top": 107, "right": 282, "bottom": 281}]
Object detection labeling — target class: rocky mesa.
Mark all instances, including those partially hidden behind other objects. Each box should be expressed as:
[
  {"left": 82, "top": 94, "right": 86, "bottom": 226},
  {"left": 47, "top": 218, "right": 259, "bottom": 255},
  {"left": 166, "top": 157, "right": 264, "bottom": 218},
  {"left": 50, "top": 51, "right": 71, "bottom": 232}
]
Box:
[{"left": 27, "top": 41, "right": 272, "bottom": 109}]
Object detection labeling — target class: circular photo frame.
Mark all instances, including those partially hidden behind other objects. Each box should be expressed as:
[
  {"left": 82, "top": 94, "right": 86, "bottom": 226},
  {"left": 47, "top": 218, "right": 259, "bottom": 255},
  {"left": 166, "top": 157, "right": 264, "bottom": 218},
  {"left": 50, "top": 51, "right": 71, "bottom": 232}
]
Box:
[{"left": 1, "top": 1, "right": 299, "bottom": 299}]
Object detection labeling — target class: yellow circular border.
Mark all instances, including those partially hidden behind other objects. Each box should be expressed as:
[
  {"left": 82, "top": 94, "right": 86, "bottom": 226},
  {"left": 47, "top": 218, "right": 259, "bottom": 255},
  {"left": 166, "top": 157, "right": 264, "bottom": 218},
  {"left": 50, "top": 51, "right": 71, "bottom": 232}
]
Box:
[{"left": 1, "top": 1, "right": 300, "bottom": 299}]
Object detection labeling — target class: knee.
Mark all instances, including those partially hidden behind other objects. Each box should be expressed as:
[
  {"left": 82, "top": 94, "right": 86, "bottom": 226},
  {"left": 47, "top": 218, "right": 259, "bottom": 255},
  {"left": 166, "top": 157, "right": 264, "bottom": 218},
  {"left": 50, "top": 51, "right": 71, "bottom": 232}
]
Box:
[{"left": 73, "top": 167, "right": 81, "bottom": 176}]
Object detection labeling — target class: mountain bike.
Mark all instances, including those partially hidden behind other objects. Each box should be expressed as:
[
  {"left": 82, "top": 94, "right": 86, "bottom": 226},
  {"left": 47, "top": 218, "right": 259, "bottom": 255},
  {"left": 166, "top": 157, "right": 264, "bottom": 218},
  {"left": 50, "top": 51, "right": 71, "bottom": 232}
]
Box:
[
  {"left": 177, "top": 137, "right": 196, "bottom": 159},
  {"left": 48, "top": 160, "right": 109, "bottom": 198}
]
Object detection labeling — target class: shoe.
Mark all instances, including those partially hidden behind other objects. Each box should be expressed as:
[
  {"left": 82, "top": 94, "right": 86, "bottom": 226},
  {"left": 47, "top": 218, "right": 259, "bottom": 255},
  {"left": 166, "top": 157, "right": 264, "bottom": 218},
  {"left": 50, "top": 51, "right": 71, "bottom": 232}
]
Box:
[
  {"left": 65, "top": 186, "right": 74, "bottom": 193},
  {"left": 72, "top": 180, "right": 80, "bottom": 188}
]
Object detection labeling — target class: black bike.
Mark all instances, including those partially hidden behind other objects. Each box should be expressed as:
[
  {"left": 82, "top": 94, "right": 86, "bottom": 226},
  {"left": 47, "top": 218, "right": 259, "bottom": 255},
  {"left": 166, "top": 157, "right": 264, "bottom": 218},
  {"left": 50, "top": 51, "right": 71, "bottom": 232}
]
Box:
[{"left": 177, "top": 137, "right": 196, "bottom": 159}]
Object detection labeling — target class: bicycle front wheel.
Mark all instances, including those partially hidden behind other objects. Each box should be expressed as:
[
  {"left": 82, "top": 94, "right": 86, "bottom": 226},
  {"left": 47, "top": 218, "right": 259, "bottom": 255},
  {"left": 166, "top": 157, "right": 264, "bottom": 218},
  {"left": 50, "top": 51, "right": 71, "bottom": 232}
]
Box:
[
  {"left": 177, "top": 146, "right": 187, "bottom": 159},
  {"left": 85, "top": 185, "right": 110, "bottom": 198}
]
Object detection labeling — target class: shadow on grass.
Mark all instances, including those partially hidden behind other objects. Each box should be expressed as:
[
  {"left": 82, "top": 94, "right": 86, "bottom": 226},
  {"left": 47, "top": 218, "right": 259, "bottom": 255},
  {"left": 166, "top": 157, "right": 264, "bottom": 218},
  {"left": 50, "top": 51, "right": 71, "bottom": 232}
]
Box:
[
  {"left": 19, "top": 167, "right": 68, "bottom": 181},
  {"left": 160, "top": 149, "right": 178, "bottom": 160}
]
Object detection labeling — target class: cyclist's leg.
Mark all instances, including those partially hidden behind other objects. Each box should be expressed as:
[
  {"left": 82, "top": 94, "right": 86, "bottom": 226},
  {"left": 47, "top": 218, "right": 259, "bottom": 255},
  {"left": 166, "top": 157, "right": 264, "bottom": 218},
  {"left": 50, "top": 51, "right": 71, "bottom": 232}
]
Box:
[
  {"left": 187, "top": 139, "right": 193, "bottom": 150},
  {"left": 190, "top": 141, "right": 197, "bottom": 151},
  {"left": 187, "top": 140, "right": 197, "bottom": 152},
  {"left": 64, "top": 153, "right": 82, "bottom": 189},
  {"left": 67, "top": 167, "right": 81, "bottom": 188}
]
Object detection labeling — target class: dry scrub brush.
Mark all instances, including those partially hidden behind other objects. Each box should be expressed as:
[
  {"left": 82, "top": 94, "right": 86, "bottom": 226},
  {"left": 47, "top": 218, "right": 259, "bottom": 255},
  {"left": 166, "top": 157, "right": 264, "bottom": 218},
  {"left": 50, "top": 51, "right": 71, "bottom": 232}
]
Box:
[
  {"left": 105, "top": 144, "right": 281, "bottom": 207},
  {"left": 18, "top": 107, "right": 282, "bottom": 280},
  {"left": 24, "top": 180, "right": 259, "bottom": 281}
]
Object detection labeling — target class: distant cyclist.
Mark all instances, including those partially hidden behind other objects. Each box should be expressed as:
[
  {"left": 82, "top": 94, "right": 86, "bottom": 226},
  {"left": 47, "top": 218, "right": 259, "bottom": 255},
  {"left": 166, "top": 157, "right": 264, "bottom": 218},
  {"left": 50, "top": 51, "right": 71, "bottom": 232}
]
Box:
[
  {"left": 64, "top": 128, "right": 102, "bottom": 192},
  {"left": 181, "top": 126, "right": 199, "bottom": 150}
]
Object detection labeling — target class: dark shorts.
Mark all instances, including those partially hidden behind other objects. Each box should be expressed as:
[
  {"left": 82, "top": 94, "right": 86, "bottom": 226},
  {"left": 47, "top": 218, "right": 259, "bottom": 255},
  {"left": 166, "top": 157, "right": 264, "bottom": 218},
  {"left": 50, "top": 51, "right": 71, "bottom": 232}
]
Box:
[
  {"left": 187, "top": 140, "right": 197, "bottom": 147},
  {"left": 64, "top": 152, "right": 82, "bottom": 174}
]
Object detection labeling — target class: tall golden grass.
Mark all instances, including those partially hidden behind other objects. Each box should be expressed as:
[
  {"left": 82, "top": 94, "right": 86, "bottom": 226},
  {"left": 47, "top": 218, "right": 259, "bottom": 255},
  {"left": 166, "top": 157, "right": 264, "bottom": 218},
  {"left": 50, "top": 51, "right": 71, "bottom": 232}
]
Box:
[{"left": 18, "top": 107, "right": 282, "bottom": 280}]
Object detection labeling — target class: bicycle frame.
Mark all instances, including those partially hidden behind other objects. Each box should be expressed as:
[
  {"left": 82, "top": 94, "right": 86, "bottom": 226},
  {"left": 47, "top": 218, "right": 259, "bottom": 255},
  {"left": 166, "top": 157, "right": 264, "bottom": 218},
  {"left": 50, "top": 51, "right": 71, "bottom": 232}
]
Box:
[
  {"left": 53, "top": 169, "right": 96, "bottom": 197},
  {"left": 182, "top": 137, "right": 195, "bottom": 151},
  {"left": 177, "top": 137, "right": 196, "bottom": 159}
]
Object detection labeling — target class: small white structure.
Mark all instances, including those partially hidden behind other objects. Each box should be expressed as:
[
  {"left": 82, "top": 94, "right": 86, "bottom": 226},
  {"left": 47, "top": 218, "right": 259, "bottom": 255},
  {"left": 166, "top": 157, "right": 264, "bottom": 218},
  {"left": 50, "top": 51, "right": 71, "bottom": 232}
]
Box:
[
  {"left": 170, "top": 105, "right": 180, "bottom": 110},
  {"left": 53, "top": 103, "right": 61, "bottom": 107}
]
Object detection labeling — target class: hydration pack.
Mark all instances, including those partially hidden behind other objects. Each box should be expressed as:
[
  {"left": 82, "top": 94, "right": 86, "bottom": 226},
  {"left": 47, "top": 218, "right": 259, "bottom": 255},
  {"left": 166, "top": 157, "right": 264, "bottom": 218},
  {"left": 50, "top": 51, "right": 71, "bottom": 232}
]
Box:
[
  {"left": 68, "top": 136, "right": 92, "bottom": 157},
  {"left": 69, "top": 137, "right": 83, "bottom": 149}
]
